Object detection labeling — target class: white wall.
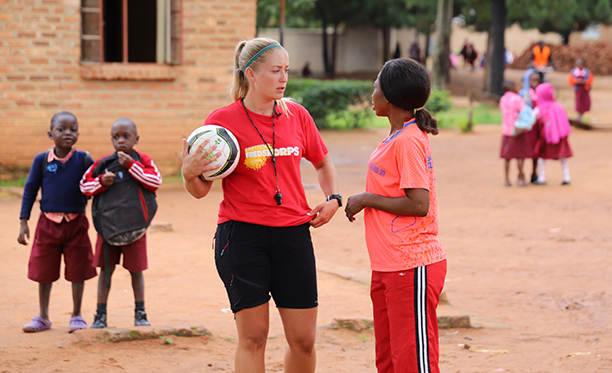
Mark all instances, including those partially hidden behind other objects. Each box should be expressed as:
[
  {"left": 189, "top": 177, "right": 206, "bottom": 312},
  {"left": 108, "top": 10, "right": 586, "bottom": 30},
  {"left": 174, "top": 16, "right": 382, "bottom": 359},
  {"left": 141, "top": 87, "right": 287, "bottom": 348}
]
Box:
[
  {"left": 258, "top": 27, "right": 384, "bottom": 75},
  {"left": 259, "top": 23, "right": 585, "bottom": 76}
]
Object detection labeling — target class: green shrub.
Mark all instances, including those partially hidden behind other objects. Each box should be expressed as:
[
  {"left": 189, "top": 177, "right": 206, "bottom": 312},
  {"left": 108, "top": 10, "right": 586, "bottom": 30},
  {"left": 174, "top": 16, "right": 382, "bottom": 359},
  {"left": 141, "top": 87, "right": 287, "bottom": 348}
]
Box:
[
  {"left": 323, "top": 109, "right": 375, "bottom": 130},
  {"left": 285, "top": 79, "right": 373, "bottom": 129},
  {"left": 425, "top": 88, "right": 452, "bottom": 114},
  {"left": 285, "top": 80, "right": 453, "bottom": 130}
]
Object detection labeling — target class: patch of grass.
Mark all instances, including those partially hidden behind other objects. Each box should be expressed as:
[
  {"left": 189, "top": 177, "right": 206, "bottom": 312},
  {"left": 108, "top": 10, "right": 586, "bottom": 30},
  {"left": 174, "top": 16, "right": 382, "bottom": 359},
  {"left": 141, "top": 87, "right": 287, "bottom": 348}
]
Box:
[
  {"left": 0, "top": 178, "right": 27, "bottom": 187},
  {"left": 354, "top": 104, "right": 500, "bottom": 131},
  {"left": 434, "top": 105, "right": 501, "bottom": 129}
]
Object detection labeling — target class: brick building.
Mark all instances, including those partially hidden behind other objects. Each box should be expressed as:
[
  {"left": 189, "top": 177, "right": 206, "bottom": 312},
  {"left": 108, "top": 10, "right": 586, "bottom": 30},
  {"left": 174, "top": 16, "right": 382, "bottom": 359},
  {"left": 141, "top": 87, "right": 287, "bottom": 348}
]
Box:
[{"left": 0, "top": 0, "right": 256, "bottom": 179}]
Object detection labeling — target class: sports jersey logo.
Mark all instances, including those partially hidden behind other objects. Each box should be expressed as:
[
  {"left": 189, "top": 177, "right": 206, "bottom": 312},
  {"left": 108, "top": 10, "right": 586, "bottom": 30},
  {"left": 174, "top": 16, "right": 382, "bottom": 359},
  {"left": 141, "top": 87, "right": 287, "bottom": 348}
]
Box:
[
  {"left": 369, "top": 162, "right": 386, "bottom": 177},
  {"left": 244, "top": 144, "right": 300, "bottom": 170}
]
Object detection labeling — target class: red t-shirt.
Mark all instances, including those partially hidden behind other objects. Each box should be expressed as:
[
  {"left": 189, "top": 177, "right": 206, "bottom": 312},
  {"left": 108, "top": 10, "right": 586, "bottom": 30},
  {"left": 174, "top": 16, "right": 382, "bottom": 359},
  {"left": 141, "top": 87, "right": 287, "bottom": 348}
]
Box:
[
  {"left": 205, "top": 100, "right": 328, "bottom": 227},
  {"left": 364, "top": 119, "right": 446, "bottom": 271}
]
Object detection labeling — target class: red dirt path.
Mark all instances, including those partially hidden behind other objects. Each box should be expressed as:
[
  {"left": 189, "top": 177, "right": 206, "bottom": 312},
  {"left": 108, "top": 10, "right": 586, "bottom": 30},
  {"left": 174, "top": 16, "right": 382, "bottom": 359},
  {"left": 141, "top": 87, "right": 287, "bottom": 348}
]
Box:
[{"left": 1, "top": 68, "right": 612, "bottom": 372}]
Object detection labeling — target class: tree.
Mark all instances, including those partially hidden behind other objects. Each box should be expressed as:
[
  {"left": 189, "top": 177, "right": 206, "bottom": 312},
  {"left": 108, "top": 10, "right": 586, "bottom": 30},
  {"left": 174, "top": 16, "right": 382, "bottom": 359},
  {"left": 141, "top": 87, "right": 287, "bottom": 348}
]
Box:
[
  {"left": 404, "top": 0, "right": 438, "bottom": 62},
  {"left": 487, "top": 0, "right": 506, "bottom": 96},
  {"left": 314, "top": 0, "right": 360, "bottom": 75},
  {"left": 353, "top": 0, "right": 413, "bottom": 64},
  {"left": 433, "top": 0, "right": 453, "bottom": 89},
  {"left": 507, "top": 0, "right": 612, "bottom": 44},
  {"left": 458, "top": 0, "right": 612, "bottom": 94},
  {"left": 256, "top": 0, "right": 317, "bottom": 31}
]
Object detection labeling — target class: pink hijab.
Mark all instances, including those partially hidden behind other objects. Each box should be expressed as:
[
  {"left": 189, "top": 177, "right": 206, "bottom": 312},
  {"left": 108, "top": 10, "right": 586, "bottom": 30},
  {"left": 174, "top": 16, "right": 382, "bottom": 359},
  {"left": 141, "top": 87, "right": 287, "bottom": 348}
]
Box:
[{"left": 535, "top": 83, "right": 571, "bottom": 144}]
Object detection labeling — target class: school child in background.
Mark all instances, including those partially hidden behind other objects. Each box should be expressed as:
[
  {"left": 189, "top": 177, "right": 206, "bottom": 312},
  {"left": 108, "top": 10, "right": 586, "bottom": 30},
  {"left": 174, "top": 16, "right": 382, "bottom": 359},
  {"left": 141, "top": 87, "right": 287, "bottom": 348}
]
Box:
[
  {"left": 499, "top": 80, "right": 534, "bottom": 187},
  {"left": 521, "top": 71, "right": 541, "bottom": 109},
  {"left": 568, "top": 57, "right": 594, "bottom": 123},
  {"left": 18, "top": 111, "right": 97, "bottom": 333},
  {"left": 522, "top": 72, "right": 542, "bottom": 183},
  {"left": 80, "top": 118, "right": 162, "bottom": 328},
  {"left": 533, "top": 83, "right": 573, "bottom": 185}
]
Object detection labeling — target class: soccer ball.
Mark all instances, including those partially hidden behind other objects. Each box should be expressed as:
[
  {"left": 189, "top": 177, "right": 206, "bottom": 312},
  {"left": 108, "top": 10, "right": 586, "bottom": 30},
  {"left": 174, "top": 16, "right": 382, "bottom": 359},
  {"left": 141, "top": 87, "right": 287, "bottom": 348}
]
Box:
[{"left": 187, "top": 125, "right": 240, "bottom": 181}]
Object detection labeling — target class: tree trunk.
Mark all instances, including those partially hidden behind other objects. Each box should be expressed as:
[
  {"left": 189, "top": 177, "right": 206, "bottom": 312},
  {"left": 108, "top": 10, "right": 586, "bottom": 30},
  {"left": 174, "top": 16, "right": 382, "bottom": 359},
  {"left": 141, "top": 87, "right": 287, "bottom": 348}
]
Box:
[
  {"left": 382, "top": 26, "right": 391, "bottom": 64},
  {"left": 433, "top": 0, "right": 453, "bottom": 90},
  {"left": 486, "top": 0, "right": 506, "bottom": 96},
  {"left": 330, "top": 25, "right": 338, "bottom": 77},
  {"left": 483, "top": 31, "right": 491, "bottom": 91},
  {"left": 322, "top": 18, "right": 330, "bottom": 75},
  {"left": 424, "top": 28, "right": 431, "bottom": 64},
  {"left": 279, "top": 0, "right": 285, "bottom": 46},
  {"left": 561, "top": 29, "right": 571, "bottom": 45}
]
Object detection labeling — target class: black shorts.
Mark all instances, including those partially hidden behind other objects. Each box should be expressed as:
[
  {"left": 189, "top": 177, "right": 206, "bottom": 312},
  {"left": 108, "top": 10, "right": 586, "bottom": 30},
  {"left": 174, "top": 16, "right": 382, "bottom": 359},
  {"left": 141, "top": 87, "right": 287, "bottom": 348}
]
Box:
[{"left": 214, "top": 221, "right": 318, "bottom": 313}]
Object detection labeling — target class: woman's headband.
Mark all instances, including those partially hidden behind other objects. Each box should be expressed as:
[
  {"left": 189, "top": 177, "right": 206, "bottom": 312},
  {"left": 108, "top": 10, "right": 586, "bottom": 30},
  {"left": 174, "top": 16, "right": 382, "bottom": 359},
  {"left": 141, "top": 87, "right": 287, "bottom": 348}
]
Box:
[{"left": 243, "top": 43, "right": 281, "bottom": 72}]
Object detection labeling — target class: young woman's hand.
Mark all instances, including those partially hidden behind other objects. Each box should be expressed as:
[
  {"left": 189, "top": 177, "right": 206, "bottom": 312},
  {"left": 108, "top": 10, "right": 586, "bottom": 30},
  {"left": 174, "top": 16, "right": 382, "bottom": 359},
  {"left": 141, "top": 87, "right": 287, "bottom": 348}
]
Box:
[
  {"left": 308, "top": 199, "right": 339, "bottom": 228},
  {"left": 345, "top": 192, "right": 370, "bottom": 222},
  {"left": 180, "top": 138, "right": 220, "bottom": 199},
  {"left": 180, "top": 138, "right": 221, "bottom": 181}
]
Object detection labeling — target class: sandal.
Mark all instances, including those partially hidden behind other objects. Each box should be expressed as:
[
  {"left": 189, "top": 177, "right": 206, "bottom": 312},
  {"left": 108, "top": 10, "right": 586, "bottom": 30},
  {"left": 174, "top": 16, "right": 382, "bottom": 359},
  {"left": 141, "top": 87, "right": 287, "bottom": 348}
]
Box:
[
  {"left": 22, "top": 316, "right": 52, "bottom": 333},
  {"left": 69, "top": 315, "right": 87, "bottom": 333}
]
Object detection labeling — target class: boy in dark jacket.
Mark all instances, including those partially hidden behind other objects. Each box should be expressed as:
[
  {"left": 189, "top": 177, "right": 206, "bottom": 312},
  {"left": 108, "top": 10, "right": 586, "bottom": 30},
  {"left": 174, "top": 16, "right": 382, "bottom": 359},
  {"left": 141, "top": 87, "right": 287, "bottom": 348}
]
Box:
[{"left": 80, "top": 118, "right": 162, "bottom": 328}]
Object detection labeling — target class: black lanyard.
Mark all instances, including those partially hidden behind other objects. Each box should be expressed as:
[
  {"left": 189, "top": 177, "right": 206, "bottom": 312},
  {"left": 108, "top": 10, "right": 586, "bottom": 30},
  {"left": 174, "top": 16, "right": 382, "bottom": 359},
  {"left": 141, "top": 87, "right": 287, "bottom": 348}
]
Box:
[{"left": 241, "top": 99, "right": 282, "bottom": 205}]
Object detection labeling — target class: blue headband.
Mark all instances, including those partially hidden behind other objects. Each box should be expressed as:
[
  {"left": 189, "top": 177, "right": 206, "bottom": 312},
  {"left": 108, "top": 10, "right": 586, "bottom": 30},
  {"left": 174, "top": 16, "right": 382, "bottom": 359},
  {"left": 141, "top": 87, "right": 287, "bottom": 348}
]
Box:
[{"left": 243, "top": 43, "right": 281, "bottom": 72}]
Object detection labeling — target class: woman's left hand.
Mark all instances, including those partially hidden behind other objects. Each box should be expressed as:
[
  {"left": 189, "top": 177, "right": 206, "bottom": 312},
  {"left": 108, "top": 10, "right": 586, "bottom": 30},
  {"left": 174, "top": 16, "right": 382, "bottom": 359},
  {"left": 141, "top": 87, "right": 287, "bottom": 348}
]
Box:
[
  {"left": 345, "top": 192, "right": 370, "bottom": 222},
  {"left": 308, "top": 200, "right": 339, "bottom": 228}
]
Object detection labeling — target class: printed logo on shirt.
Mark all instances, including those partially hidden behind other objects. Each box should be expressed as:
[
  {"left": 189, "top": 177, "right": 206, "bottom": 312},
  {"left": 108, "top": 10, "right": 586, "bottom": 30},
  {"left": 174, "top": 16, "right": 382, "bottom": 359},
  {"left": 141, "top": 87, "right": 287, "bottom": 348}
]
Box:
[
  {"left": 244, "top": 144, "right": 300, "bottom": 171},
  {"left": 47, "top": 164, "right": 58, "bottom": 173},
  {"left": 368, "top": 162, "right": 386, "bottom": 177},
  {"left": 427, "top": 156, "right": 433, "bottom": 170}
]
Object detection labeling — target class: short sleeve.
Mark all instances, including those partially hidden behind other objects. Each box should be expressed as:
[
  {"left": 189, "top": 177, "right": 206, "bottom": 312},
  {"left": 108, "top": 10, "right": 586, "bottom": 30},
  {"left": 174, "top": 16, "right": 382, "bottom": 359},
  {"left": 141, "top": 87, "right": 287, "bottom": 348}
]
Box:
[
  {"left": 295, "top": 104, "right": 328, "bottom": 164},
  {"left": 397, "top": 133, "right": 429, "bottom": 191}
]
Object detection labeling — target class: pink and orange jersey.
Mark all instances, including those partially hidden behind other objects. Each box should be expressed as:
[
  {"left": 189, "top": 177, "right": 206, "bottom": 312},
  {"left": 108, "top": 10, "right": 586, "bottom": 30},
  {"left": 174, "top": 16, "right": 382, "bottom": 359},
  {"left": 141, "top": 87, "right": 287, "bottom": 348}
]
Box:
[{"left": 364, "top": 119, "right": 446, "bottom": 272}]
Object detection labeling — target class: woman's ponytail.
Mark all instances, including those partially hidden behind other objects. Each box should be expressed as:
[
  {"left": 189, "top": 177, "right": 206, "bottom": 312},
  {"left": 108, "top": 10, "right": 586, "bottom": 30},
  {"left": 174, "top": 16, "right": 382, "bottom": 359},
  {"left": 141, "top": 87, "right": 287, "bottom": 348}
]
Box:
[
  {"left": 230, "top": 41, "right": 249, "bottom": 102},
  {"left": 415, "top": 108, "right": 439, "bottom": 135}
]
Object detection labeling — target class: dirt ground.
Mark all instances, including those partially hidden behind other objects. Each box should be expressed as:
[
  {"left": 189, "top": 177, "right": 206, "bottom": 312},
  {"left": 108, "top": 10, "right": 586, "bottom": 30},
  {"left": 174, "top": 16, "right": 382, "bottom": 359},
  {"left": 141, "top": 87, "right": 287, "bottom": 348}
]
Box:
[{"left": 1, "top": 68, "right": 612, "bottom": 373}]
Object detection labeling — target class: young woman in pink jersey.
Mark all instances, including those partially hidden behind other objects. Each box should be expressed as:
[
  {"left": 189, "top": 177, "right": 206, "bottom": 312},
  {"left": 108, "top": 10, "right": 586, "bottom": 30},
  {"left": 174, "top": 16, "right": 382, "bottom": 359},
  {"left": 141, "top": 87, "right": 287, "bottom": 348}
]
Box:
[
  {"left": 346, "top": 58, "right": 447, "bottom": 373},
  {"left": 180, "top": 38, "right": 340, "bottom": 373}
]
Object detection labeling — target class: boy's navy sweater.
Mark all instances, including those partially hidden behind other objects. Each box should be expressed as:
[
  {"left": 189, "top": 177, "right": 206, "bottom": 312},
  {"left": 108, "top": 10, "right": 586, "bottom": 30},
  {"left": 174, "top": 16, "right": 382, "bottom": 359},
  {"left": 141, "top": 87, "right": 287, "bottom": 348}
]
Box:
[{"left": 20, "top": 150, "right": 92, "bottom": 220}]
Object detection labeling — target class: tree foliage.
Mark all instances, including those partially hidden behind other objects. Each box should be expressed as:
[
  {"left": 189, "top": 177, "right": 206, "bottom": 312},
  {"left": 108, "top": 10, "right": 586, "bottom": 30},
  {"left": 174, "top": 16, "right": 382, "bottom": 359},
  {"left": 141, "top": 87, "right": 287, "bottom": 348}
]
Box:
[
  {"left": 459, "top": 0, "right": 612, "bottom": 43},
  {"left": 509, "top": 0, "right": 612, "bottom": 43},
  {"left": 256, "top": 0, "right": 318, "bottom": 30},
  {"left": 404, "top": 0, "right": 438, "bottom": 35}
]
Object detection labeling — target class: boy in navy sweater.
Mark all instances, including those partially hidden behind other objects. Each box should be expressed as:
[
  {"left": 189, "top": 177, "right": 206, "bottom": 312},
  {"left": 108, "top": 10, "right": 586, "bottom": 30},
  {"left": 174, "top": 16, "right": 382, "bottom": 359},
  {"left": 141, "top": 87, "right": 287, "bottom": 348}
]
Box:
[{"left": 18, "top": 111, "right": 97, "bottom": 333}]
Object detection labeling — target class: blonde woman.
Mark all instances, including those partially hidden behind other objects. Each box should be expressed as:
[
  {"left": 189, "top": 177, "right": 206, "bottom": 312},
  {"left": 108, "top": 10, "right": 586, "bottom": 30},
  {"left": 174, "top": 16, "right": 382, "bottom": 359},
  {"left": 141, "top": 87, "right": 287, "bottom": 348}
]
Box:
[{"left": 181, "top": 38, "right": 340, "bottom": 372}]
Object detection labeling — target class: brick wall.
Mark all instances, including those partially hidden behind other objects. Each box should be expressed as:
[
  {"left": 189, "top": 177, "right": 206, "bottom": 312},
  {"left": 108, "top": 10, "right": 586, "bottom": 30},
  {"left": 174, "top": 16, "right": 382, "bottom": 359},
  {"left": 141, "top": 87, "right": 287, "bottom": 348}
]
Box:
[{"left": 0, "top": 0, "right": 256, "bottom": 178}]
